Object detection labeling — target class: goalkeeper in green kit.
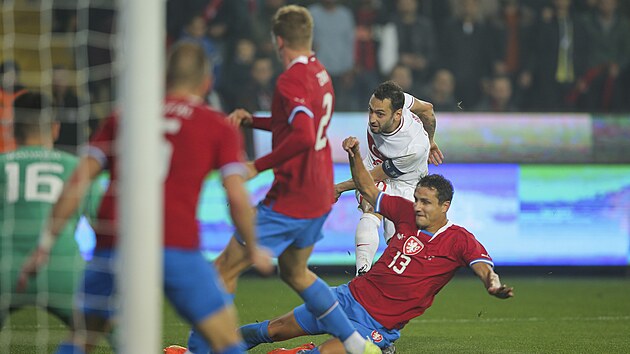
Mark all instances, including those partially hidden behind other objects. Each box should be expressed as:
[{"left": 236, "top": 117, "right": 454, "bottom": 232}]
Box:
[{"left": 0, "top": 92, "right": 102, "bottom": 328}]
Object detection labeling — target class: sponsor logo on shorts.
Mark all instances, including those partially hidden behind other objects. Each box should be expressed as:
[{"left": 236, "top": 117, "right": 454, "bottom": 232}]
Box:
[
  {"left": 403, "top": 236, "right": 424, "bottom": 256},
  {"left": 371, "top": 330, "right": 383, "bottom": 343}
]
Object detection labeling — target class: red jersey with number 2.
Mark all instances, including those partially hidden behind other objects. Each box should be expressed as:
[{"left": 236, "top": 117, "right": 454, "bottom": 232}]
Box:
[
  {"left": 262, "top": 55, "right": 335, "bottom": 219},
  {"left": 349, "top": 193, "right": 494, "bottom": 330}
]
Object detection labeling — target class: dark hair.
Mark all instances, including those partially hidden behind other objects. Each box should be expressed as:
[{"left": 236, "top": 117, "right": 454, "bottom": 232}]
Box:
[
  {"left": 0, "top": 60, "right": 20, "bottom": 75},
  {"left": 417, "top": 174, "right": 454, "bottom": 204},
  {"left": 373, "top": 80, "right": 404, "bottom": 112},
  {"left": 13, "top": 92, "right": 53, "bottom": 142}
]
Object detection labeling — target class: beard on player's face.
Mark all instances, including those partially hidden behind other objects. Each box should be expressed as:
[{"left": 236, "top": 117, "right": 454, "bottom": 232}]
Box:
[{"left": 370, "top": 112, "right": 396, "bottom": 134}]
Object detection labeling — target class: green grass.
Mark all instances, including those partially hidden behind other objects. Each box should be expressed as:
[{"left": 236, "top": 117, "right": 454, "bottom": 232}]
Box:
[{"left": 3, "top": 275, "right": 630, "bottom": 353}]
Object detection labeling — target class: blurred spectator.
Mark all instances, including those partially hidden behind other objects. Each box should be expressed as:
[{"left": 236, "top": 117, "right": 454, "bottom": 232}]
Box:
[
  {"left": 236, "top": 56, "right": 275, "bottom": 113},
  {"left": 0, "top": 60, "right": 28, "bottom": 152},
  {"left": 251, "top": 0, "right": 286, "bottom": 74},
  {"left": 218, "top": 38, "right": 257, "bottom": 112},
  {"left": 235, "top": 56, "right": 276, "bottom": 159},
  {"left": 353, "top": 0, "right": 381, "bottom": 113},
  {"left": 422, "top": 69, "right": 459, "bottom": 111},
  {"left": 378, "top": 0, "right": 437, "bottom": 82},
  {"left": 178, "top": 15, "right": 223, "bottom": 80},
  {"left": 52, "top": 0, "right": 77, "bottom": 32},
  {"left": 52, "top": 66, "right": 79, "bottom": 153},
  {"left": 576, "top": 0, "right": 630, "bottom": 111},
  {"left": 527, "top": 0, "right": 588, "bottom": 111},
  {"left": 439, "top": 0, "right": 501, "bottom": 107},
  {"left": 309, "top": 0, "right": 357, "bottom": 111},
  {"left": 207, "top": 0, "right": 254, "bottom": 66},
  {"left": 474, "top": 75, "right": 518, "bottom": 112},
  {"left": 389, "top": 63, "right": 419, "bottom": 95},
  {"left": 166, "top": 0, "right": 208, "bottom": 44}
]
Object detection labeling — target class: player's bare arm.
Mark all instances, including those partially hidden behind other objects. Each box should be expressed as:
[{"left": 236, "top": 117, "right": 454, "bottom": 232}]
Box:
[
  {"left": 410, "top": 97, "right": 444, "bottom": 166},
  {"left": 344, "top": 137, "right": 381, "bottom": 207},
  {"left": 334, "top": 165, "right": 389, "bottom": 202},
  {"left": 471, "top": 262, "right": 514, "bottom": 299},
  {"left": 17, "top": 155, "right": 103, "bottom": 292},
  {"left": 227, "top": 108, "right": 253, "bottom": 127},
  {"left": 223, "top": 174, "right": 273, "bottom": 275}
]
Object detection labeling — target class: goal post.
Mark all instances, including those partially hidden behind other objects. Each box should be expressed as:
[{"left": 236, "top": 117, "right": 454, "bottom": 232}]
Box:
[{"left": 117, "top": 0, "right": 164, "bottom": 353}]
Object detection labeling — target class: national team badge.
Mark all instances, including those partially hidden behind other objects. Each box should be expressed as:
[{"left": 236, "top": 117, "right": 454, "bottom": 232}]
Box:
[
  {"left": 403, "top": 236, "right": 424, "bottom": 256},
  {"left": 371, "top": 330, "right": 383, "bottom": 343}
]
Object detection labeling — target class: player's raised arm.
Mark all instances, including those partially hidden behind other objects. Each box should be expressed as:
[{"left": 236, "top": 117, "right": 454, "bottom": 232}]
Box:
[
  {"left": 471, "top": 262, "right": 514, "bottom": 300},
  {"left": 17, "top": 155, "right": 103, "bottom": 291},
  {"left": 408, "top": 95, "right": 443, "bottom": 166},
  {"left": 344, "top": 137, "right": 381, "bottom": 208}
]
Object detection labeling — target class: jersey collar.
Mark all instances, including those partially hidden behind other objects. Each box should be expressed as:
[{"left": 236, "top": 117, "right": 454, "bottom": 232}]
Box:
[
  {"left": 287, "top": 55, "right": 309, "bottom": 70},
  {"left": 418, "top": 220, "right": 453, "bottom": 242}
]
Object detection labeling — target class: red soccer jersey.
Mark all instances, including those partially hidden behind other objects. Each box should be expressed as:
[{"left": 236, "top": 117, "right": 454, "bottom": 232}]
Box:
[
  {"left": 259, "top": 55, "right": 335, "bottom": 219},
  {"left": 163, "top": 96, "right": 245, "bottom": 249},
  {"left": 87, "top": 114, "right": 118, "bottom": 250},
  {"left": 87, "top": 96, "right": 245, "bottom": 250},
  {"left": 349, "top": 193, "right": 494, "bottom": 330}
]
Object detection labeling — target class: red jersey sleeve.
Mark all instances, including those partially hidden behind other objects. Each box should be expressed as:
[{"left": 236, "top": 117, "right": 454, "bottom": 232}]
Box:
[
  {"left": 217, "top": 122, "right": 247, "bottom": 178},
  {"left": 458, "top": 230, "right": 494, "bottom": 268},
  {"left": 374, "top": 193, "right": 416, "bottom": 228},
  {"left": 87, "top": 114, "right": 116, "bottom": 169},
  {"left": 277, "top": 73, "right": 314, "bottom": 122}
]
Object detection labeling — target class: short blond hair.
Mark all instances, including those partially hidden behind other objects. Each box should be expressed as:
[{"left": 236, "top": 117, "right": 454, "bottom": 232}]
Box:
[
  {"left": 271, "top": 5, "right": 313, "bottom": 50},
  {"left": 166, "top": 41, "right": 210, "bottom": 89}
]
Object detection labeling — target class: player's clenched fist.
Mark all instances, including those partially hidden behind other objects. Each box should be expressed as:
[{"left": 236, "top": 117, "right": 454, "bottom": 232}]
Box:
[
  {"left": 342, "top": 136, "right": 360, "bottom": 157},
  {"left": 227, "top": 108, "right": 253, "bottom": 127}
]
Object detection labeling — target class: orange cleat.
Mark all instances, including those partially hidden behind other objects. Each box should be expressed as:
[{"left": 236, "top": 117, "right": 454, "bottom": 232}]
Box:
[
  {"left": 164, "top": 344, "right": 188, "bottom": 354},
  {"left": 267, "top": 342, "right": 316, "bottom": 354}
]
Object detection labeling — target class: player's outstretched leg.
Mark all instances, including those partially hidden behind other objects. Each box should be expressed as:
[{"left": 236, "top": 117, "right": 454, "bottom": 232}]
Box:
[{"left": 354, "top": 213, "right": 381, "bottom": 275}]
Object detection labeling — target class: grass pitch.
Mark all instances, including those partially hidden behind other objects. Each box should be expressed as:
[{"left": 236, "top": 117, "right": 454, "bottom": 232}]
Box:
[{"left": 2, "top": 273, "right": 630, "bottom": 353}]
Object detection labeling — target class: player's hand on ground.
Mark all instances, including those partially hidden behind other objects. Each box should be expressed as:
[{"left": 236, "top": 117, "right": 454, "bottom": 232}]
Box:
[
  {"left": 227, "top": 108, "right": 253, "bottom": 127},
  {"left": 342, "top": 136, "right": 360, "bottom": 157},
  {"left": 249, "top": 247, "right": 274, "bottom": 276},
  {"left": 488, "top": 284, "right": 514, "bottom": 299},
  {"left": 16, "top": 247, "right": 50, "bottom": 292},
  {"left": 429, "top": 141, "right": 444, "bottom": 166},
  {"left": 245, "top": 162, "right": 259, "bottom": 180}
]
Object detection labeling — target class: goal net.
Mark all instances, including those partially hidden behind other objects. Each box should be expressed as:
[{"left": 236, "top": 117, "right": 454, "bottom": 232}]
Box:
[{"left": 1, "top": 0, "right": 162, "bottom": 352}]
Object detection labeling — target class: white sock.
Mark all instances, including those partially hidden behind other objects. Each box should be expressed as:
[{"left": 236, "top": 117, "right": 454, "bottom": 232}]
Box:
[
  {"left": 355, "top": 213, "right": 381, "bottom": 275},
  {"left": 343, "top": 331, "right": 367, "bottom": 354}
]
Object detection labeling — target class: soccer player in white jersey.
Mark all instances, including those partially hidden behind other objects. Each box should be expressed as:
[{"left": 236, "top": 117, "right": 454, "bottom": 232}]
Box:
[{"left": 335, "top": 80, "right": 444, "bottom": 275}]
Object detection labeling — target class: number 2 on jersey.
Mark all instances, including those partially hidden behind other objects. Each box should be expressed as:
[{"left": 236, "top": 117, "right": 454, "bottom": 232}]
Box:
[{"left": 314, "top": 92, "right": 333, "bottom": 151}]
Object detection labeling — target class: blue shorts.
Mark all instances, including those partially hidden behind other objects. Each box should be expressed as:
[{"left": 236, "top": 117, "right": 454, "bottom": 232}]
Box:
[
  {"left": 235, "top": 204, "right": 329, "bottom": 257},
  {"left": 293, "top": 284, "right": 400, "bottom": 348},
  {"left": 77, "top": 249, "right": 116, "bottom": 319},
  {"left": 163, "top": 248, "right": 232, "bottom": 324}
]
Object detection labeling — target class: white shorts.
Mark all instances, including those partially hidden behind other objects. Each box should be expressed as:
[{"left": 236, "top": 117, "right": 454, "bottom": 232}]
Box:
[{"left": 355, "top": 179, "right": 415, "bottom": 242}]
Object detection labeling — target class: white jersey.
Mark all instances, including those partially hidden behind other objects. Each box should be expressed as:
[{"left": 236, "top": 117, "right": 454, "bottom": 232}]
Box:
[{"left": 365, "top": 93, "right": 430, "bottom": 188}]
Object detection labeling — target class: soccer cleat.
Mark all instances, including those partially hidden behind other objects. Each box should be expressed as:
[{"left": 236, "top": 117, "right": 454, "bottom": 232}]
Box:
[
  {"left": 267, "top": 342, "right": 316, "bottom": 354},
  {"left": 363, "top": 341, "right": 381, "bottom": 354},
  {"left": 164, "top": 344, "right": 187, "bottom": 354},
  {"left": 381, "top": 343, "right": 396, "bottom": 354}
]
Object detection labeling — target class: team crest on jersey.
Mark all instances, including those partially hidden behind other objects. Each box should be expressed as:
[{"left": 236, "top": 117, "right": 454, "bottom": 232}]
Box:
[
  {"left": 403, "top": 236, "right": 424, "bottom": 255},
  {"left": 371, "top": 330, "right": 383, "bottom": 343}
]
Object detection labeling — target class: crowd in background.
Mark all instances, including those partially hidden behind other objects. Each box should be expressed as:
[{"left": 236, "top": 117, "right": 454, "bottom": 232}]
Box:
[{"left": 163, "top": 0, "right": 630, "bottom": 114}]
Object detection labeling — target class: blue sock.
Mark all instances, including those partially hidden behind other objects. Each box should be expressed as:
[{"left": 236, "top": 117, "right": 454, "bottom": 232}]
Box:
[
  {"left": 240, "top": 320, "right": 272, "bottom": 349},
  {"left": 188, "top": 328, "right": 211, "bottom": 354},
  {"left": 299, "top": 278, "right": 355, "bottom": 341},
  {"left": 56, "top": 342, "right": 85, "bottom": 354},
  {"left": 217, "top": 342, "right": 245, "bottom": 354}
]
